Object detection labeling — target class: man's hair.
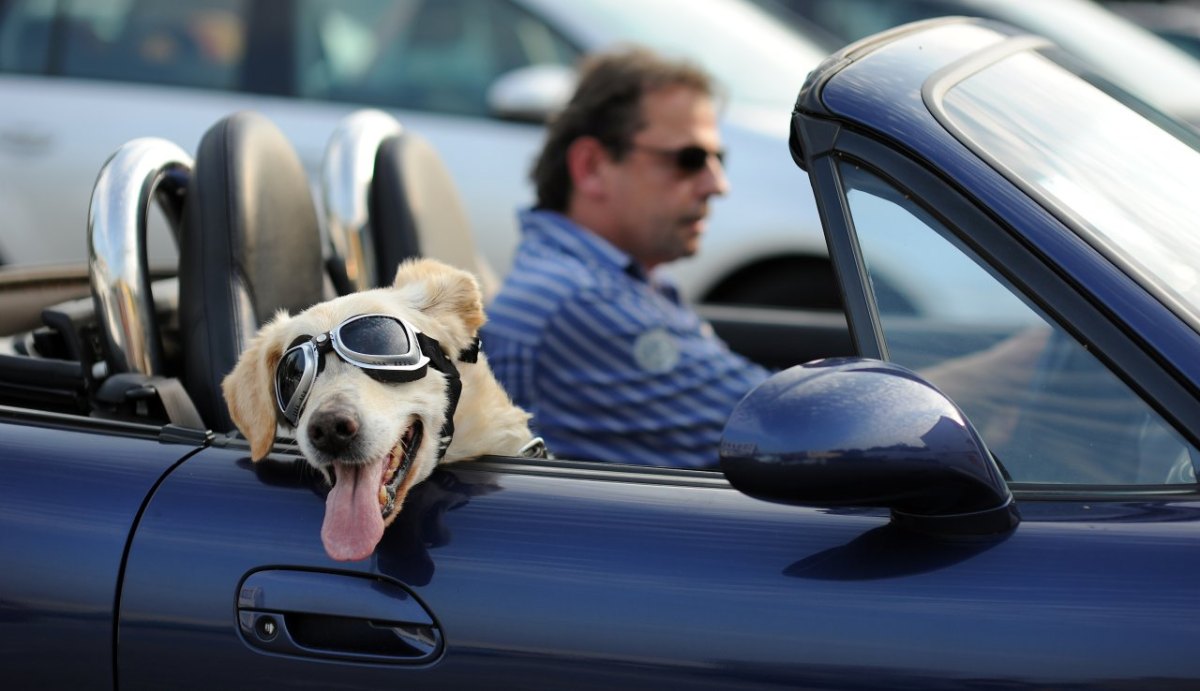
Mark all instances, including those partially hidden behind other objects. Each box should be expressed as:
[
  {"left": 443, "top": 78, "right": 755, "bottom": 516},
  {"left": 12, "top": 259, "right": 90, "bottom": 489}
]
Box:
[{"left": 531, "top": 46, "right": 716, "bottom": 212}]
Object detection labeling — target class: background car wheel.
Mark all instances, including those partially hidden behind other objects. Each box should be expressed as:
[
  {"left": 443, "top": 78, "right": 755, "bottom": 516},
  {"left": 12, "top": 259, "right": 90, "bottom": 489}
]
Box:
[{"left": 703, "top": 256, "right": 842, "bottom": 310}]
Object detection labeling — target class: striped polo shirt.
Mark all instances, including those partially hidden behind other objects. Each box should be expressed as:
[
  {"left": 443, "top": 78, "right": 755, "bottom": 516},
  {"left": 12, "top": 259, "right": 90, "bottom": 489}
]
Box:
[{"left": 481, "top": 209, "right": 769, "bottom": 468}]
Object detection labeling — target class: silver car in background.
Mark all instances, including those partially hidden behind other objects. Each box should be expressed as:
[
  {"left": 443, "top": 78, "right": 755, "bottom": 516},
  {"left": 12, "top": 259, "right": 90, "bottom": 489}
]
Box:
[{"left": 0, "top": 0, "right": 838, "bottom": 308}]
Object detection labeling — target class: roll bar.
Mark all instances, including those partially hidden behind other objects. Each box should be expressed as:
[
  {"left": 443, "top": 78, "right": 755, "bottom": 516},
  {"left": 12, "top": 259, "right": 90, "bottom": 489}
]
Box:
[
  {"left": 88, "top": 138, "right": 192, "bottom": 377},
  {"left": 320, "top": 108, "right": 403, "bottom": 293}
]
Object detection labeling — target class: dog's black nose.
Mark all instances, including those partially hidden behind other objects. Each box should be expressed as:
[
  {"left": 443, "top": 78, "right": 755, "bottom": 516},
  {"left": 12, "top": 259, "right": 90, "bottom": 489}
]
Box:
[{"left": 308, "top": 409, "right": 360, "bottom": 455}]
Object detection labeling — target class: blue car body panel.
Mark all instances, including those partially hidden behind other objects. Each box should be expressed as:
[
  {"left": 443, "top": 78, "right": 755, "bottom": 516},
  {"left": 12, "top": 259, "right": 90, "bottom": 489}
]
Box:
[
  {"left": 4, "top": 16, "right": 1200, "bottom": 690},
  {"left": 0, "top": 414, "right": 195, "bottom": 689},
  {"left": 108, "top": 439, "right": 1200, "bottom": 688}
]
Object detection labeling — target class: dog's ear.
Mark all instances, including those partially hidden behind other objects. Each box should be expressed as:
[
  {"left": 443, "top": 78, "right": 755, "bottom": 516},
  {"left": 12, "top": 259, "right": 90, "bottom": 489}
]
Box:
[
  {"left": 221, "top": 315, "right": 287, "bottom": 461},
  {"left": 392, "top": 258, "right": 485, "bottom": 334}
]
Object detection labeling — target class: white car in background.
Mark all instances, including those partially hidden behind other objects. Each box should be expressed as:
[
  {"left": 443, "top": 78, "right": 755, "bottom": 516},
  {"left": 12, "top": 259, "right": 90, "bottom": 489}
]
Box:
[
  {"left": 0, "top": 0, "right": 841, "bottom": 309},
  {"left": 767, "top": 0, "right": 1200, "bottom": 129}
]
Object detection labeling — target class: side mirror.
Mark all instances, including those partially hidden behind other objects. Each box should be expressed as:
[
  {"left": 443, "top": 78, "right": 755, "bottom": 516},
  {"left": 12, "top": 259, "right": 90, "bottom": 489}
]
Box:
[
  {"left": 720, "top": 358, "right": 1019, "bottom": 537},
  {"left": 486, "top": 64, "right": 576, "bottom": 123}
]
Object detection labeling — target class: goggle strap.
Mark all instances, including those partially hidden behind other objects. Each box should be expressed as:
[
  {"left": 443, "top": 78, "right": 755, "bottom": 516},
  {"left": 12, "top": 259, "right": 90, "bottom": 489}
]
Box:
[
  {"left": 415, "top": 331, "right": 476, "bottom": 463},
  {"left": 436, "top": 373, "right": 462, "bottom": 461},
  {"left": 458, "top": 337, "right": 481, "bottom": 364},
  {"left": 414, "top": 333, "right": 481, "bottom": 372}
]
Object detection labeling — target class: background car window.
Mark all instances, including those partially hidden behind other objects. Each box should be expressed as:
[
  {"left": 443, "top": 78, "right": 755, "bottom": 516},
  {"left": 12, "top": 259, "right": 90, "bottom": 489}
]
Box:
[
  {"left": 555, "top": 0, "right": 831, "bottom": 111},
  {"left": 0, "top": 0, "right": 53, "bottom": 73},
  {"left": 293, "top": 0, "right": 579, "bottom": 117},
  {"left": 775, "top": 0, "right": 957, "bottom": 45},
  {"left": 839, "top": 161, "right": 1198, "bottom": 486},
  {"left": 4, "top": 0, "right": 249, "bottom": 89}
]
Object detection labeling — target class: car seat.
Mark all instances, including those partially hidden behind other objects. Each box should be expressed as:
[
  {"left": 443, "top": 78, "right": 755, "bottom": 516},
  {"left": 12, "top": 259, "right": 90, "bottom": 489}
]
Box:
[
  {"left": 321, "top": 109, "right": 496, "bottom": 299},
  {"left": 178, "top": 111, "right": 326, "bottom": 432}
]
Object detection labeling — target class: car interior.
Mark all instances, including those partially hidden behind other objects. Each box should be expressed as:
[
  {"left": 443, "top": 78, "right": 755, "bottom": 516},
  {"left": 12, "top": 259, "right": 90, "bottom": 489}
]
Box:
[{"left": 0, "top": 109, "right": 851, "bottom": 439}]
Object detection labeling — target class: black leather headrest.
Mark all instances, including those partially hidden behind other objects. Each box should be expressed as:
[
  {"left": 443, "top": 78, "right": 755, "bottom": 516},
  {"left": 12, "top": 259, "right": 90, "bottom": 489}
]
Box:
[
  {"left": 179, "top": 111, "right": 324, "bottom": 432},
  {"left": 368, "top": 135, "right": 423, "bottom": 285},
  {"left": 367, "top": 131, "right": 478, "bottom": 287}
]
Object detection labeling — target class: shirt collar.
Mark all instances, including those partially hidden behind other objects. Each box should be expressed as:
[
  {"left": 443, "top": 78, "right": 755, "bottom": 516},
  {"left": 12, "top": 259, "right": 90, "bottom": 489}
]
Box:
[
  {"left": 521, "top": 208, "right": 640, "bottom": 275},
  {"left": 520, "top": 208, "right": 686, "bottom": 294}
]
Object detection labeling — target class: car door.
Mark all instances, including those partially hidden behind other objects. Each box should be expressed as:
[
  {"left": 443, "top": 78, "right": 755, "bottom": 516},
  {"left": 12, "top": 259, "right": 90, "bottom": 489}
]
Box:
[
  {"left": 118, "top": 375, "right": 1200, "bottom": 688},
  {"left": 0, "top": 412, "right": 204, "bottom": 689}
]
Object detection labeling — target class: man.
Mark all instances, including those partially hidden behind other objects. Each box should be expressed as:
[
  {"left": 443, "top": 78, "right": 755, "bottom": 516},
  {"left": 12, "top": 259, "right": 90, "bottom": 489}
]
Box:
[{"left": 481, "top": 47, "right": 769, "bottom": 468}]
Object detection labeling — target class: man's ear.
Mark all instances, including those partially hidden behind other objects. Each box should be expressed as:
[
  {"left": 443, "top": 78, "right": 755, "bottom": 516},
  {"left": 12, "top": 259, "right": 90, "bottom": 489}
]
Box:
[
  {"left": 221, "top": 315, "right": 287, "bottom": 461},
  {"left": 392, "top": 258, "right": 485, "bottom": 335},
  {"left": 566, "top": 136, "right": 611, "bottom": 200}
]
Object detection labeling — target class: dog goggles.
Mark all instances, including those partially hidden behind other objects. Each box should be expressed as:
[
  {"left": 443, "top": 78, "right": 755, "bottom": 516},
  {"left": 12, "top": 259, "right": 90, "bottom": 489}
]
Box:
[{"left": 275, "top": 314, "right": 455, "bottom": 428}]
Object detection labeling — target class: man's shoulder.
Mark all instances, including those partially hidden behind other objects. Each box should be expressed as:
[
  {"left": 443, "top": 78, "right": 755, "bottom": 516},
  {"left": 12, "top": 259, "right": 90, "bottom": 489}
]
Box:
[{"left": 504, "top": 241, "right": 626, "bottom": 299}]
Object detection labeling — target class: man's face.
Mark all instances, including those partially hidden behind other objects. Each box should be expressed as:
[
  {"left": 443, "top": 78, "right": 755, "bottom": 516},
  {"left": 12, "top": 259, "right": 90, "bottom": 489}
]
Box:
[{"left": 606, "top": 85, "right": 729, "bottom": 271}]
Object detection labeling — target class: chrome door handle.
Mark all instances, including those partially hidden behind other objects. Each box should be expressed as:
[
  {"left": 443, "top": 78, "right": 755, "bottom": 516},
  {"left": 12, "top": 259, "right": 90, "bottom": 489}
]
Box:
[{"left": 237, "top": 569, "right": 443, "bottom": 663}]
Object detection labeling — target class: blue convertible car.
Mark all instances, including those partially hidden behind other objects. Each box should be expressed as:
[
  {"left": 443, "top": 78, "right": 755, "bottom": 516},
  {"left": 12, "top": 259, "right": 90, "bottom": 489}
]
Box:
[{"left": 5, "top": 17, "right": 1200, "bottom": 689}]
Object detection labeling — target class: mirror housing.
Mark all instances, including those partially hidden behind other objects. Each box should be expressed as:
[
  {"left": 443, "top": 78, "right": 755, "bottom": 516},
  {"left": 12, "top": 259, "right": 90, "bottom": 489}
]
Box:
[
  {"left": 720, "top": 358, "right": 1019, "bottom": 537},
  {"left": 486, "top": 64, "right": 576, "bottom": 123}
]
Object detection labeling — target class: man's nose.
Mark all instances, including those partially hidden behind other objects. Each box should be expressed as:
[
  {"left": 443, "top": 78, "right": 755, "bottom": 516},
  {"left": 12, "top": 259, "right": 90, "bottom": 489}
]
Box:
[{"left": 698, "top": 154, "right": 730, "bottom": 197}]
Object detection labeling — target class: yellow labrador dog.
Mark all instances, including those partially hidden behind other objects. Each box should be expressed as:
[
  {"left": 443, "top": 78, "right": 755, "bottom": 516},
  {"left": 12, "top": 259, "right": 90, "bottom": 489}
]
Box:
[{"left": 222, "top": 258, "right": 537, "bottom": 562}]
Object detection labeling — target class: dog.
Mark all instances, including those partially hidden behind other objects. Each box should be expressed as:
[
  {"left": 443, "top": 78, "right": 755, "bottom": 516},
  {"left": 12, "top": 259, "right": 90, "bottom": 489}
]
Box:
[{"left": 222, "top": 258, "right": 537, "bottom": 562}]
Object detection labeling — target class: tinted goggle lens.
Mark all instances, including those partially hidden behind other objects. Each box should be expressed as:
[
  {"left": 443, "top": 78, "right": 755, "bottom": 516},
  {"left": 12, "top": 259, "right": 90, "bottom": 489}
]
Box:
[
  {"left": 336, "top": 315, "right": 412, "bottom": 357},
  {"left": 276, "top": 348, "right": 307, "bottom": 406},
  {"left": 275, "top": 342, "right": 315, "bottom": 426}
]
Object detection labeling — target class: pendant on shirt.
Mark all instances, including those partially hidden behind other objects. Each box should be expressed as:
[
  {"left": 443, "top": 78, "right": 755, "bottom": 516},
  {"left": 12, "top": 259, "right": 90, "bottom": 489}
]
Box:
[{"left": 633, "top": 327, "right": 681, "bottom": 374}]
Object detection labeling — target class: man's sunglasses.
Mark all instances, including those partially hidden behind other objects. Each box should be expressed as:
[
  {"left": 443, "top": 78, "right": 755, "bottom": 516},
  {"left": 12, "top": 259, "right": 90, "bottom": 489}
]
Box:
[
  {"left": 274, "top": 314, "right": 432, "bottom": 427},
  {"left": 630, "top": 143, "right": 725, "bottom": 174}
]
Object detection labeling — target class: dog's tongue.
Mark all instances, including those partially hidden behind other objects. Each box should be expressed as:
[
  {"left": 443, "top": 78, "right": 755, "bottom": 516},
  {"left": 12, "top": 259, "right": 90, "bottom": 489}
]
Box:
[{"left": 321, "top": 461, "right": 384, "bottom": 561}]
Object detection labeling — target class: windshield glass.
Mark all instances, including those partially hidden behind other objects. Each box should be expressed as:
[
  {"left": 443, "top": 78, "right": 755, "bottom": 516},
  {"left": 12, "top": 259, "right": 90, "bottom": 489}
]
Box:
[
  {"left": 554, "top": 0, "right": 831, "bottom": 110},
  {"left": 942, "top": 50, "right": 1200, "bottom": 327},
  {"left": 992, "top": 0, "right": 1200, "bottom": 125}
]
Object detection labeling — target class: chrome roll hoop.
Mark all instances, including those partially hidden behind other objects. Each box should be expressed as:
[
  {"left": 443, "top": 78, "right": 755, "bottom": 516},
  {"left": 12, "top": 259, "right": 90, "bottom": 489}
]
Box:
[
  {"left": 320, "top": 108, "right": 403, "bottom": 294},
  {"left": 88, "top": 137, "right": 192, "bottom": 377}
]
